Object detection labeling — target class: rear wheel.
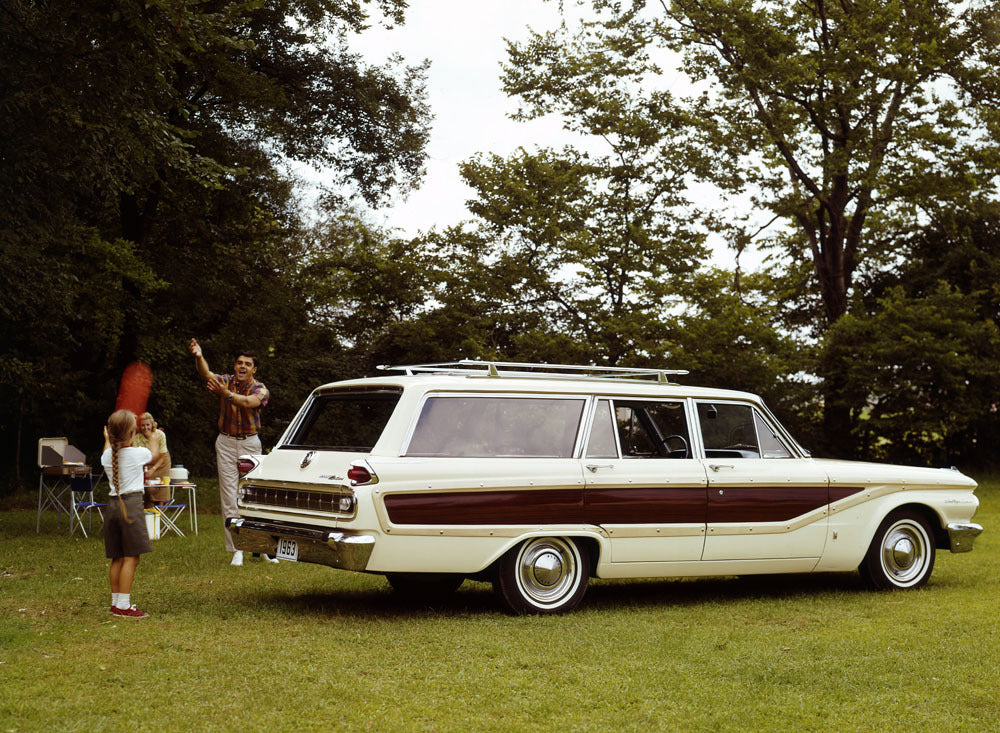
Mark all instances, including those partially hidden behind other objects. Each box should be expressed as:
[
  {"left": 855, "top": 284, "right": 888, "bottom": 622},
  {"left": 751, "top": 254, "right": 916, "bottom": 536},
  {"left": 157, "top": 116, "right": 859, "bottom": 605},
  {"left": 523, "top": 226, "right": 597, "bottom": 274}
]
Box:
[
  {"left": 859, "top": 509, "right": 936, "bottom": 590},
  {"left": 385, "top": 572, "right": 464, "bottom": 597},
  {"left": 493, "top": 537, "right": 590, "bottom": 614}
]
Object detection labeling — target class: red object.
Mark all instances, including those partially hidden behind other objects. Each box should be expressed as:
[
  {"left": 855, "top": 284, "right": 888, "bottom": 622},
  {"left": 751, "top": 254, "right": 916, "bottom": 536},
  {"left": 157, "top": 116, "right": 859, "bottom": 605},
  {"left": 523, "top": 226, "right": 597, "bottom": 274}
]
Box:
[
  {"left": 111, "top": 605, "right": 149, "bottom": 618},
  {"left": 115, "top": 361, "right": 153, "bottom": 417},
  {"left": 347, "top": 465, "right": 373, "bottom": 485},
  {"left": 237, "top": 457, "right": 258, "bottom": 476}
]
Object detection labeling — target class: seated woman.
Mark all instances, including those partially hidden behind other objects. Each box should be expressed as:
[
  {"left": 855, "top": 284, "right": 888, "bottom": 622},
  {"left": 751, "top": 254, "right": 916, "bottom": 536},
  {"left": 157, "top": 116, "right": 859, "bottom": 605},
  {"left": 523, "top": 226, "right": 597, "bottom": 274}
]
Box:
[{"left": 132, "top": 412, "right": 171, "bottom": 507}]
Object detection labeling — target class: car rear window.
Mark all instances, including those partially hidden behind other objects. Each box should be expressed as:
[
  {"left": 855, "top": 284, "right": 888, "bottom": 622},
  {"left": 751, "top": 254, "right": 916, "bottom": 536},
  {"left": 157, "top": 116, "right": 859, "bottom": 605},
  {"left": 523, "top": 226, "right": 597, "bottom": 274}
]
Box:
[
  {"left": 283, "top": 389, "right": 402, "bottom": 451},
  {"left": 405, "top": 396, "right": 586, "bottom": 458}
]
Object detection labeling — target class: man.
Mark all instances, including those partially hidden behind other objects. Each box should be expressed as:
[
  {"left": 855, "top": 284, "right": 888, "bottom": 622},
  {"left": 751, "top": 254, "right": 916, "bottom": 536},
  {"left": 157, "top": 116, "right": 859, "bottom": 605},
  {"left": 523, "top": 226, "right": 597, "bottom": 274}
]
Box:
[{"left": 189, "top": 338, "right": 277, "bottom": 566}]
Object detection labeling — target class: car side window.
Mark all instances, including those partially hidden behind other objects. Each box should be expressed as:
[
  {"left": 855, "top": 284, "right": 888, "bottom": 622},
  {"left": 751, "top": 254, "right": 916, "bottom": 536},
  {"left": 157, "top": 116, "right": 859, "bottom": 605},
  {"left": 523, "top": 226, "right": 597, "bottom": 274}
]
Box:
[
  {"left": 754, "top": 410, "right": 792, "bottom": 458},
  {"left": 613, "top": 400, "right": 690, "bottom": 459},
  {"left": 585, "top": 399, "right": 618, "bottom": 458},
  {"left": 698, "top": 402, "right": 760, "bottom": 458},
  {"left": 405, "top": 396, "right": 586, "bottom": 458}
]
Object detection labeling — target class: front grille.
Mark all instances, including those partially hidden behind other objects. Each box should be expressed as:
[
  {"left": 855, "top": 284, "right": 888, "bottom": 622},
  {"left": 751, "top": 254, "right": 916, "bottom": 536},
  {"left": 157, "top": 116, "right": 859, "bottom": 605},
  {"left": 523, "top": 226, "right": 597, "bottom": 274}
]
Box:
[{"left": 241, "top": 483, "right": 352, "bottom": 514}]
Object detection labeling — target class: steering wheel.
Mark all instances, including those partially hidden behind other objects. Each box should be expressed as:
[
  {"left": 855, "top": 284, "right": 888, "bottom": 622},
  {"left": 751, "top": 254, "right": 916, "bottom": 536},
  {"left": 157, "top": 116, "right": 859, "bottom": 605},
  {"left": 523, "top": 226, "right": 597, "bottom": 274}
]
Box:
[{"left": 663, "top": 434, "right": 689, "bottom": 458}]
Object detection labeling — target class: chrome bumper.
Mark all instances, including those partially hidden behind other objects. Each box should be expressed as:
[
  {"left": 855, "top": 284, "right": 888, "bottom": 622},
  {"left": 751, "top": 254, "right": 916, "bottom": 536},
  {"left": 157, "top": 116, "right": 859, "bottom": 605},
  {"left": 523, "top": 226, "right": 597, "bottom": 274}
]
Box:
[
  {"left": 946, "top": 522, "right": 983, "bottom": 553},
  {"left": 226, "top": 517, "right": 375, "bottom": 571}
]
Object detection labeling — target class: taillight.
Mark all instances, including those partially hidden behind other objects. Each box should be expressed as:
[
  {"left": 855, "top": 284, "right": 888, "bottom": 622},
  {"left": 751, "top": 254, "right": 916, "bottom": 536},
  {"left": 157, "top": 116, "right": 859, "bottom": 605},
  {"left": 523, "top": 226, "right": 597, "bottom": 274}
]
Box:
[
  {"left": 237, "top": 457, "right": 258, "bottom": 476},
  {"left": 347, "top": 465, "right": 373, "bottom": 485}
]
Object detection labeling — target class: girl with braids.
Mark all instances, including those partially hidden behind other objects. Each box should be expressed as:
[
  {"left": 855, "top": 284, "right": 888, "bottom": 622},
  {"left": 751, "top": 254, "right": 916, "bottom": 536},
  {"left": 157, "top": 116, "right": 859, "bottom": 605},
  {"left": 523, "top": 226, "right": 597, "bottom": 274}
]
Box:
[{"left": 101, "top": 409, "right": 159, "bottom": 618}]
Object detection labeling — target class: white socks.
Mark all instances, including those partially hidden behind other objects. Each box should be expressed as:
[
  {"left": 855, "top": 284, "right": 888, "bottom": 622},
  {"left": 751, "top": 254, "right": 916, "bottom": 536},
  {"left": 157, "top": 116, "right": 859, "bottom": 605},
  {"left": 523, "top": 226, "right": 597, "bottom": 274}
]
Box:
[
  {"left": 231, "top": 550, "right": 244, "bottom": 566},
  {"left": 113, "top": 593, "right": 131, "bottom": 610}
]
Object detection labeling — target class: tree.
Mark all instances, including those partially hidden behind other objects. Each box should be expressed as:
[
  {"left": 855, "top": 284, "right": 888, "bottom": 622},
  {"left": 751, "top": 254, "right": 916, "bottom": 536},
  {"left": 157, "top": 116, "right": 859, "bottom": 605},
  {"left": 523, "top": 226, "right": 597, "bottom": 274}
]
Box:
[
  {"left": 452, "top": 34, "right": 718, "bottom": 365},
  {"left": 504, "top": 0, "right": 1000, "bottom": 454},
  {"left": 0, "top": 0, "right": 431, "bottom": 484},
  {"left": 824, "top": 283, "right": 1000, "bottom": 466},
  {"left": 826, "top": 205, "right": 1000, "bottom": 468}
]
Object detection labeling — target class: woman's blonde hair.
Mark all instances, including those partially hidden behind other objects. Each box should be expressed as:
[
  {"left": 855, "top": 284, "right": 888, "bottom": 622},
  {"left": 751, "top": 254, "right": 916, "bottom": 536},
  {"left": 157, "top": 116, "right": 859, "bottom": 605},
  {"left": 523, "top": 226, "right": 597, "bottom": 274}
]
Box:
[
  {"left": 139, "top": 412, "right": 157, "bottom": 429},
  {"left": 107, "top": 409, "right": 137, "bottom": 522}
]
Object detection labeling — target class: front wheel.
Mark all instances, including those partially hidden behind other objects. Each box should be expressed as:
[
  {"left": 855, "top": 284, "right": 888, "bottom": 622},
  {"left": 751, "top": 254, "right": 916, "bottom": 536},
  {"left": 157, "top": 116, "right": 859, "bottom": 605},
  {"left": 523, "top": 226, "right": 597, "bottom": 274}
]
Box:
[
  {"left": 493, "top": 537, "right": 590, "bottom": 614},
  {"left": 859, "top": 510, "right": 936, "bottom": 590}
]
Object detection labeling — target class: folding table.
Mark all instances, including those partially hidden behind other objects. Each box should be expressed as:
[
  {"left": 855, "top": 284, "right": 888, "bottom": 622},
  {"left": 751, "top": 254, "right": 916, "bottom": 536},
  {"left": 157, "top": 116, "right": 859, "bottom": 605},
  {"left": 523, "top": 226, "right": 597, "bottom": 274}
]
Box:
[{"left": 36, "top": 437, "right": 91, "bottom": 533}]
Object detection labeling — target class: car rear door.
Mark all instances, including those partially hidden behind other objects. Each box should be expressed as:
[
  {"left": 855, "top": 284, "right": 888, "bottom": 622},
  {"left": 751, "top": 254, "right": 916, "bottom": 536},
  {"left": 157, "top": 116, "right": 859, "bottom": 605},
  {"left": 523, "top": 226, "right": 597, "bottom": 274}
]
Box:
[{"left": 582, "top": 398, "right": 708, "bottom": 562}]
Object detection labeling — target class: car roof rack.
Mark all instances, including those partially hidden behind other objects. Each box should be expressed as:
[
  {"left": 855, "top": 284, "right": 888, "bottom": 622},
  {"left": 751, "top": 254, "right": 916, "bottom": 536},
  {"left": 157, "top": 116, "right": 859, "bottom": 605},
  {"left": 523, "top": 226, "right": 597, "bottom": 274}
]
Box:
[{"left": 376, "top": 360, "right": 688, "bottom": 384}]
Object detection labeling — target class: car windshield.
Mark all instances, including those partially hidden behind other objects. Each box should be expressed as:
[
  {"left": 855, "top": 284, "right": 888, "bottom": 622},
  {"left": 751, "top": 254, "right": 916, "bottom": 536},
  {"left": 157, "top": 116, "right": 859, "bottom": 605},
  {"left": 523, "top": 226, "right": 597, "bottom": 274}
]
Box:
[{"left": 282, "top": 389, "right": 402, "bottom": 451}]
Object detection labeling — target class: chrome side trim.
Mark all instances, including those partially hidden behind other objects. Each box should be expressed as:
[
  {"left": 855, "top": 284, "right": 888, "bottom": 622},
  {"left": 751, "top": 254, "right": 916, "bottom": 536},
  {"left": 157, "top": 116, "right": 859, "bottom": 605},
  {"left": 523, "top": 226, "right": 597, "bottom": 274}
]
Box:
[
  {"left": 226, "top": 518, "right": 375, "bottom": 570},
  {"left": 946, "top": 522, "right": 983, "bottom": 553}
]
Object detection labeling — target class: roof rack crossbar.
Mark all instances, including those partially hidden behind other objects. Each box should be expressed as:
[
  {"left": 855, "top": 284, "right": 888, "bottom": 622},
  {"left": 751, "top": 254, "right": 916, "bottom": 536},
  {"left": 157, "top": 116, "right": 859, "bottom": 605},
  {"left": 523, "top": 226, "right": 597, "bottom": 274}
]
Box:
[{"left": 376, "top": 360, "right": 688, "bottom": 384}]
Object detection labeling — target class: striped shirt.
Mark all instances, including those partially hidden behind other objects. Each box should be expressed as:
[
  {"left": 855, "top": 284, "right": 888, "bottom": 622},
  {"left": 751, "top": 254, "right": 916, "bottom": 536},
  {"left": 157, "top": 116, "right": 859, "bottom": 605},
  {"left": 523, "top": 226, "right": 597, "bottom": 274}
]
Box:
[{"left": 215, "top": 373, "right": 269, "bottom": 436}]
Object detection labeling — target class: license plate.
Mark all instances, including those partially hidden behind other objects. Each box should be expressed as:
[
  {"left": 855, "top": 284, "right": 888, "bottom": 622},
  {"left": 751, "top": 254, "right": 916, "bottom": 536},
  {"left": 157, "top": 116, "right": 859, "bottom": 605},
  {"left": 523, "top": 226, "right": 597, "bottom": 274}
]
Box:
[{"left": 275, "top": 538, "right": 298, "bottom": 561}]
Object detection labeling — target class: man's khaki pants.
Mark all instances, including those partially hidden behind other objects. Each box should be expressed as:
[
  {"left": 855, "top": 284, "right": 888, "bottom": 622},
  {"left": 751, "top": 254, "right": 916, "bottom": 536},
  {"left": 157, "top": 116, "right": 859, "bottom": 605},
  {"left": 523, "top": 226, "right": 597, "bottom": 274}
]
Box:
[{"left": 215, "top": 433, "right": 262, "bottom": 553}]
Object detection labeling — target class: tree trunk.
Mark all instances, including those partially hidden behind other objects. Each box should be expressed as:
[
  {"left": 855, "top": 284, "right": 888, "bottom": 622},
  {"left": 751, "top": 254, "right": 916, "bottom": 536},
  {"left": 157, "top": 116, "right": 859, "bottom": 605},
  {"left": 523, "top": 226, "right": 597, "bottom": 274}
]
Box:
[{"left": 815, "top": 210, "right": 856, "bottom": 458}]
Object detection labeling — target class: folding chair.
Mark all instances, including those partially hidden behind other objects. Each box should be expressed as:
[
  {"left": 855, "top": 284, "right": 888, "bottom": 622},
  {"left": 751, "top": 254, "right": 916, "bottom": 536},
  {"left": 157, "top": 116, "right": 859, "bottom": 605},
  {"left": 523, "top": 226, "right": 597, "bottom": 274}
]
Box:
[
  {"left": 155, "top": 483, "right": 187, "bottom": 538},
  {"left": 69, "top": 474, "right": 106, "bottom": 538}
]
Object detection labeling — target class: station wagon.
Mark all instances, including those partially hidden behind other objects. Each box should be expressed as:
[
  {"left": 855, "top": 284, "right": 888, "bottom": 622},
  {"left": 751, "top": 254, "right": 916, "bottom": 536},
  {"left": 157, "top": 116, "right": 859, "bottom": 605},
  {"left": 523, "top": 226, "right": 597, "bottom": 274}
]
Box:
[{"left": 228, "top": 361, "right": 983, "bottom": 613}]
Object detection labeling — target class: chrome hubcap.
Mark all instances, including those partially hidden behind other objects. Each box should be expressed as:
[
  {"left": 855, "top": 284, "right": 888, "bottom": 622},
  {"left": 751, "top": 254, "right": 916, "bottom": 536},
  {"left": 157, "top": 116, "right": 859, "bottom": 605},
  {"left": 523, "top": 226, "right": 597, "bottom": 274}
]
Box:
[
  {"left": 516, "top": 538, "right": 580, "bottom": 607},
  {"left": 531, "top": 550, "right": 564, "bottom": 587},
  {"left": 890, "top": 537, "right": 916, "bottom": 570},
  {"left": 881, "top": 521, "right": 928, "bottom": 585}
]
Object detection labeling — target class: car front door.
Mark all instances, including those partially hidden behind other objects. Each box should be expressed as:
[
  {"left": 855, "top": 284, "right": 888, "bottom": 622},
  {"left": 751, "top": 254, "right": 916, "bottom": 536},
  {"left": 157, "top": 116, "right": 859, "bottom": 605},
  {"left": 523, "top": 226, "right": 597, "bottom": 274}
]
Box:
[
  {"left": 583, "top": 398, "right": 708, "bottom": 562},
  {"left": 697, "top": 401, "right": 830, "bottom": 563}
]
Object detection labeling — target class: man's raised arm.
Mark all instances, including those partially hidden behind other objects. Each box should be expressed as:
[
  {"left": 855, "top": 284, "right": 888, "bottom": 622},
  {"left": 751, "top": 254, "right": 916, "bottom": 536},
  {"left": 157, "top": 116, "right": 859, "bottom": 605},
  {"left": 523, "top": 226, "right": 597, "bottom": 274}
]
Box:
[{"left": 189, "top": 338, "right": 212, "bottom": 380}]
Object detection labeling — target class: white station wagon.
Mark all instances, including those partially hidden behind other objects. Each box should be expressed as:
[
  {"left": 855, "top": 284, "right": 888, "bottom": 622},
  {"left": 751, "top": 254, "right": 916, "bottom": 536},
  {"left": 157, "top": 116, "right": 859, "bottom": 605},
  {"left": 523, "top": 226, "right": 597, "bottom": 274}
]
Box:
[{"left": 228, "top": 361, "right": 983, "bottom": 613}]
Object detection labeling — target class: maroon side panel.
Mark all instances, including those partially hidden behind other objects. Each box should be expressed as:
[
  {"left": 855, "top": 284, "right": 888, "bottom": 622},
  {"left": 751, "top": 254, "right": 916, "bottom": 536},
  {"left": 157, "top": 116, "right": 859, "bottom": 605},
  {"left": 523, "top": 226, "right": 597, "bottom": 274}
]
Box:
[
  {"left": 384, "top": 489, "right": 587, "bottom": 525},
  {"left": 707, "top": 486, "right": 829, "bottom": 523},
  {"left": 385, "top": 485, "right": 860, "bottom": 526},
  {"left": 829, "top": 486, "right": 865, "bottom": 503},
  {"left": 585, "top": 487, "right": 707, "bottom": 524}
]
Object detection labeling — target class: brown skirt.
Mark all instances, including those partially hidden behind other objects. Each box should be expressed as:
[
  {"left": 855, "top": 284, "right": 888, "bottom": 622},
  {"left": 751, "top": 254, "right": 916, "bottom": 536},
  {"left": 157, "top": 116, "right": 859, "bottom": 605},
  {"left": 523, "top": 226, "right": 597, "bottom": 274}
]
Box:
[{"left": 104, "top": 492, "right": 153, "bottom": 558}]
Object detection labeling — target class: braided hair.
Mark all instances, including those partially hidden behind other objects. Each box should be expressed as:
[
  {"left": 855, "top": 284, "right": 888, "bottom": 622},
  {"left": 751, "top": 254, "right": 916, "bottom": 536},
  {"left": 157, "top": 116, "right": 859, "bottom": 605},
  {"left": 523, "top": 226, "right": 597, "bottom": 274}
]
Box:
[{"left": 107, "top": 409, "right": 137, "bottom": 523}]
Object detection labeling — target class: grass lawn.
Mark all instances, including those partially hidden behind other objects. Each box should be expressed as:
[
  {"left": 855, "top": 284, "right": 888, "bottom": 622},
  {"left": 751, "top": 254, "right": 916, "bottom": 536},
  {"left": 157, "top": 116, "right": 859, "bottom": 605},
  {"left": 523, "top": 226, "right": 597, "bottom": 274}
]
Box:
[{"left": 2, "top": 477, "right": 998, "bottom": 731}]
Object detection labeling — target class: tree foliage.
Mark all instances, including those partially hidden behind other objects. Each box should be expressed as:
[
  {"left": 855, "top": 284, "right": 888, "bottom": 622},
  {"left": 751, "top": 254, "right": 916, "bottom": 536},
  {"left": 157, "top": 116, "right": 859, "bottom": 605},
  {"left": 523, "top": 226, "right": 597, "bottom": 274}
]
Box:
[
  {"left": 0, "top": 0, "right": 430, "bottom": 483},
  {"left": 498, "top": 0, "right": 1000, "bottom": 458},
  {"left": 824, "top": 206, "right": 1000, "bottom": 466}
]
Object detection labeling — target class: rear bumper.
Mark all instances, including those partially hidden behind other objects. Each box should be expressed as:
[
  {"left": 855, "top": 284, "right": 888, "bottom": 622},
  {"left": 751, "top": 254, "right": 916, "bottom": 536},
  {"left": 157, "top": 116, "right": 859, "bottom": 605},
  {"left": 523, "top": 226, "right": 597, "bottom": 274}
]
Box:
[
  {"left": 946, "top": 522, "right": 983, "bottom": 553},
  {"left": 226, "top": 517, "right": 375, "bottom": 571}
]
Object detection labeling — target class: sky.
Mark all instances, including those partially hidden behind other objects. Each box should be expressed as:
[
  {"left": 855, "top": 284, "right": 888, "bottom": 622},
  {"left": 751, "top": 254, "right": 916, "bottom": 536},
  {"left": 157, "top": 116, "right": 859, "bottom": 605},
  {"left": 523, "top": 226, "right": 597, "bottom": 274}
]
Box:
[
  {"left": 349, "top": 0, "right": 569, "bottom": 236},
  {"left": 342, "top": 1, "right": 752, "bottom": 271}
]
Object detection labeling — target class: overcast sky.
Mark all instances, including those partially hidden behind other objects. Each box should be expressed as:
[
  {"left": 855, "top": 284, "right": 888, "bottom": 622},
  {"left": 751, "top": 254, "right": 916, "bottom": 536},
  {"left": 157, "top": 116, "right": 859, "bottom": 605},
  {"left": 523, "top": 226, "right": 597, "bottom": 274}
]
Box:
[
  {"left": 347, "top": 1, "right": 578, "bottom": 234},
  {"left": 343, "top": 2, "right": 751, "bottom": 270}
]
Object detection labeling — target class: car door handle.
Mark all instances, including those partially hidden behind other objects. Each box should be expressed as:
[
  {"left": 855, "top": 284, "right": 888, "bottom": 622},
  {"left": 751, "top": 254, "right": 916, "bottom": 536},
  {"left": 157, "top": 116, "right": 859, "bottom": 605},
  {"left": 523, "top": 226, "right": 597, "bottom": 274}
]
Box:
[
  {"left": 586, "top": 464, "right": 614, "bottom": 472},
  {"left": 708, "top": 464, "right": 734, "bottom": 472}
]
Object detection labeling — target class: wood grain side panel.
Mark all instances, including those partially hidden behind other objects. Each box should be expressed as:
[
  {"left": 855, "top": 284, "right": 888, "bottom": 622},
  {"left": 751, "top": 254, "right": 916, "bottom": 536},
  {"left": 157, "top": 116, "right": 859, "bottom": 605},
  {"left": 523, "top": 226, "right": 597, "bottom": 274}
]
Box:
[
  {"left": 584, "top": 487, "right": 707, "bottom": 524},
  {"left": 829, "top": 486, "right": 865, "bottom": 503},
  {"left": 707, "top": 486, "right": 829, "bottom": 523},
  {"left": 384, "top": 489, "right": 587, "bottom": 525}
]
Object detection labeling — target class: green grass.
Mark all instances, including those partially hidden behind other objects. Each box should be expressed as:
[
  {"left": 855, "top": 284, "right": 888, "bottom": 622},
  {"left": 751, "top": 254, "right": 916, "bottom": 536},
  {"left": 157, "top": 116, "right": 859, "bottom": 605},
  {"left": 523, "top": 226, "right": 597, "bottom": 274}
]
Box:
[{"left": 2, "top": 479, "right": 998, "bottom": 731}]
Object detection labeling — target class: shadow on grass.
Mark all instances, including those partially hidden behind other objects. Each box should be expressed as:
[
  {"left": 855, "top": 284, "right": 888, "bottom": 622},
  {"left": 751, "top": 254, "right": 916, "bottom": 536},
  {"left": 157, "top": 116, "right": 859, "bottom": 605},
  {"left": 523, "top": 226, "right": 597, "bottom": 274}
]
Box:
[
  {"left": 245, "top": 571, "right": 871, "bottom": 619},
  {"left": 584, "top": 572, "right": 867, "bottom": 610}
]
